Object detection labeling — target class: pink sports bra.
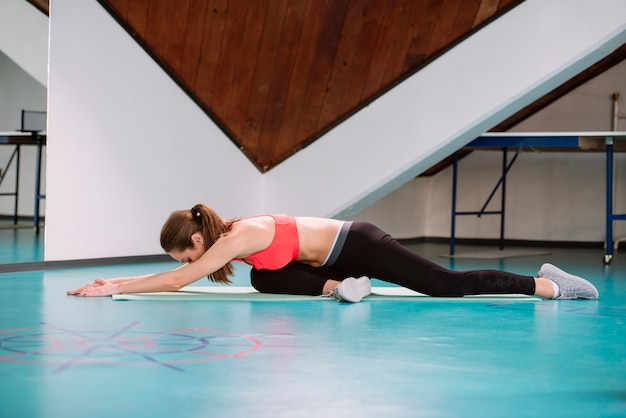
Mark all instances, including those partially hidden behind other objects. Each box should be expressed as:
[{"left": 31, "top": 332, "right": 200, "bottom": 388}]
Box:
[{"left": 235, "top": 214, "right": 300, "bottom": 270}]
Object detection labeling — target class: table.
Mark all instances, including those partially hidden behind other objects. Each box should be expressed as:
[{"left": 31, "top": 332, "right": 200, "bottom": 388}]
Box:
[
  {"left": 450, "top": 132, "right": 626, "bottom": 264},
  {"left": 0, "top": 131, "right": 46, "bottom": 233}
]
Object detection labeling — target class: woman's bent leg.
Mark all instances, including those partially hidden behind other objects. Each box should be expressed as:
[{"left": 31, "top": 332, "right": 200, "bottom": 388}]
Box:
[{"left": 250, "top": 263, "right": 344, "bottom": 296}]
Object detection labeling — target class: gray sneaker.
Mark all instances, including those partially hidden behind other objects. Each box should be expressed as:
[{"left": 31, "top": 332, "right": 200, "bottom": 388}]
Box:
[
  {"left": 537, "top": 263, "right": 599, "bottom": 300},
  {"left": 329, "top": 277, "right": 371, "bottom": 303}
]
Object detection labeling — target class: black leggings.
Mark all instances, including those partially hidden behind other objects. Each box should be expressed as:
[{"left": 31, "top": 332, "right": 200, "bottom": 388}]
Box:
[{"left": 250, "top": 222, "right": 536, "bottom": 297}]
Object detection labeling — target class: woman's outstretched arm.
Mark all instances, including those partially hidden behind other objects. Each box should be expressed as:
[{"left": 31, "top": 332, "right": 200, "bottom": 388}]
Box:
[
  {"left": 66, "top": 274, "right": 154, "bottom": 296},
  {"left": 67, "top": 243, "right": 238, "bottom": 296},
  {"left": 66, "top": 219, "right": 270, "bottom": 297}
]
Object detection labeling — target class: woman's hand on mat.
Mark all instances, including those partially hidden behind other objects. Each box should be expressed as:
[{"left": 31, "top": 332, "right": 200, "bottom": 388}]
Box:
[{"left": 67, "top": 278, "right": 119, "bottom": 297}]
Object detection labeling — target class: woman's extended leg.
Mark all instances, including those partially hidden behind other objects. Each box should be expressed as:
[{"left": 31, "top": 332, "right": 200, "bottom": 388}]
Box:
[
  {"left": 331, "top": 222, "right": 597, "bottom": 298},
  {"left": 331, "top": 222, "right": 538, "bottom": 297}
]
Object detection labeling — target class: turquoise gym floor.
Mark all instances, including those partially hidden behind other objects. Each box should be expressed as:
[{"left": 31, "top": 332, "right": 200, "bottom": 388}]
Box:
[{"left": 0, "top": 223, "right": 625, "bottom": 417}]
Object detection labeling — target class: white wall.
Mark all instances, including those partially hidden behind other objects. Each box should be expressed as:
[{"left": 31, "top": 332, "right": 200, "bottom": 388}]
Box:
[
  {"left": 0, "top": 51, "right": 47, "bottom": 131},
  {"left": 45, "top": 0, "right": 260, "bottom": 260},
  {"left": 0, "top": 0, "right": 49, "bottom": 87},
  {"left": 45, "top": 0, "right": 626, "bottom": 261},
  {"left": 354, "top": 61, "right": 626, "bottom": 243}
]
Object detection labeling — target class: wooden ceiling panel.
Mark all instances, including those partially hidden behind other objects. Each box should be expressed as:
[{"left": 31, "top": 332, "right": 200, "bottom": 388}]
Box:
[
  {"left": 26, "top": 0, "right": 49, "bottom": 15},
  {"left": 18, "top": 1, "right": 626, "bottom": 177},
  {"left": 98, "top": 0, "right": 524, "bottom": 171}
]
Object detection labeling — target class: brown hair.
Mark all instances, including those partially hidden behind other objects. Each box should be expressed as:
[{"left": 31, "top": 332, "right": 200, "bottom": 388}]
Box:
[{"left": 160, "top": 204, "right": 235, "bottom": 284}]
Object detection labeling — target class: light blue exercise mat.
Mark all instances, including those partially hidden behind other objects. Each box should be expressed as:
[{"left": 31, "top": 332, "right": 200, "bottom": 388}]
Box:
[{"left": 112, "top": 286, "right": 542, "bottom": 302}]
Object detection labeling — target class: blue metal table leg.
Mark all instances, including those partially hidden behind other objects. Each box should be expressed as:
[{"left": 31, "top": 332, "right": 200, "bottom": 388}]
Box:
[
  {"left": 604, "top": 138, "right": 614, "bottom": 264},
  {"left": 14, "top": 144, "right": 20, "bottom": 225},
  {"left": 450, "top": 152, "right": 458, "bottom": 256},
  {"left": 500, "top": 148, "right": 507, "bottom": 250},
  {"left": 34, "top": 139, "right": 44, "bottom": 234}
]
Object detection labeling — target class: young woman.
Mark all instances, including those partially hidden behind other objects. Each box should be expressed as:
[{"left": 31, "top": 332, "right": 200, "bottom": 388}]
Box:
[{"left": 67, "top": 204, "right": 599, "bottom": 302}]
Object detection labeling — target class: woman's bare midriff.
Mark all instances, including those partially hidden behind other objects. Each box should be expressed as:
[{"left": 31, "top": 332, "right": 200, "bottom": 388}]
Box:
[{"left": 294, "top": 217, "right": 344, "bottom": 267}]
